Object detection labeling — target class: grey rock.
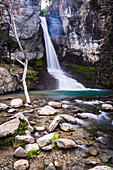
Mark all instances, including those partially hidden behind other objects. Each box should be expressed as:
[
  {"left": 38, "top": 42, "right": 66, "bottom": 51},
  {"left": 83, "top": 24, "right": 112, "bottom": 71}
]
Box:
[
  {"left": 0, "top": 118, "right": 20, "bottom": 137},
  {"left": 35, "top": 126, "right": 46, "bottom": 131},
  {"left": 48, "top": 101, "right": 62, "bottom": 108},
  {"left": 8, "top": 108, "right": 16, "bottom": 113},
  {"left": 37, "top": 133, "right": 55, "bottom": 147},
  {"left": 55, "top": 138, "right": 77, "bottom": 149},
  {"left": 48, "top": 114, "right": 77, "bottom": 132},
  {"left": 48, "top": 116, "right": 63, "bottom": 132},
  {"left": 27, "top": 124, "right": 34, "bottom": 132},
  {"left": 86, "top": 156, "right": 101, "bottom": 165},
  {"left": 13, "top": 147, "right": 27, "bottom": 158},
  {"left": 0, "top": 103, "right": 8, "bottom": 110},
  {"left": 14, "top": 159, "right": 29, "bottom": 170},
  {"left": 0, "top": 68, "right": 19, "bottom": 94},
  {"left": 42, "top": 145, "right": 53, "bottom": 151},
  {"left": 39, "top": 105, "right": 57, "bottom": 116},
  {"left": 89, "top": 166, "right": 113, "bottom": 170},
  {"left": 10, "top": 112, "right": 29, "bottom": 124},
  {"left": 101, "top": 104, "right": 113, "bottom": 111},
  {"left": 76, "top": 113, "right": 88, "bottom": 119},
  {"left": 10, "top": 99, "right": 23, "bottom": 108},
  {"left": 59, "top": 114, "right": 77, "bottom": 124},
  {"left": 60, "top": 123, "right": 74, "bottom": 132},
  {"left": 25, "top": 143, "right": 39, "bottom": 152},
  {"left": 15, "top": 135, "right": 35, "bottom": 144}
]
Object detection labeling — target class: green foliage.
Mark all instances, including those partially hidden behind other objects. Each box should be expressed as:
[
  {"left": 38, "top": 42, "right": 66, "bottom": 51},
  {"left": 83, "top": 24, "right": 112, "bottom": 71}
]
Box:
[
  {"left": 0, "top": 119, "right": 27, "bottom": 146},
  {"left": 89, "top": 0, "right": 101, "bottom": 9},
  {"left": 28, "top": 58, "right": 45, "bottom": 68},
  {"left": 26, "top": 75, "right": 39, "bottom": 83},
  {"left": 27, "top": 150, "right": 41, "bottom": 159}
]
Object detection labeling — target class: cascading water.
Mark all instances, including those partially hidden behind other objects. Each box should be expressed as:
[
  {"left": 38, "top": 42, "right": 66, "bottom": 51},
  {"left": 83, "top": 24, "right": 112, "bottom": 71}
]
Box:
[{"left": 40, "top": 17, "right": 86, "bottom": 90}]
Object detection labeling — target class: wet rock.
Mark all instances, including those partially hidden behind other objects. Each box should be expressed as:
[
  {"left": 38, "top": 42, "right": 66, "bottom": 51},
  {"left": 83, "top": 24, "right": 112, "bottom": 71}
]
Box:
[
  {"left": 10, "top": 112, "right": 29, "bottom": 124},
  {"left": 27, "top": 124, "right": 34, "bottom": 132},
  {"left": 10, "top": 98, "right": 23, "bottom": 108},
  {"left": 8, "top": 108, "right": 16, "bottom": 113},
  {"left": 13, "top": 147, "right": 27, "bottom": 158},
  {"left": 59, "top": 114, "right": 77, "bottom": 124},
  {"left": 86, "top": 156, "right": 101, "bottom": 165},
  {"left": 48, "top": 116, "right": 63, "bottom": 132},
  {"left": 101, "top": 104, "right": 113, "bottom": 111},
  {"left": 15, "top": 135, "right": 35, "bottom": 144},
  {"left": 55, "top": 138, "right": 77, "bottom": 149},
  {"left": 76, "top": 113, "right": 88, "bottom": 119},
  {"left": 39, "top": 105, "right": 57, "bottom": 116},
  {"left": 25, "top": 143, "right": 39, "bottom": 152},
  {"left": 62, "top": 104, "right": 69, "bottom": 109},
  {"left": 14, "top": 159, "right": 29, "bottom": 170},
  {"left": 0, "top": 103, "right": 8, "bottom": 110},
  {"left": 35, "top": 126, "right": 46, "bottom": 131},
  {"left": 0, "top": 118, "right": 20, "bottom": 137},
  {"left": 36, "top": 133, "right": 55, "bottom": 147},
  {"left": 89, "top": 149, "right": 98, "bottom": 156},
  {"left": 89, "top": 166, "right": 113, "bottom": 170},
  {"left": 48, "top": 101, "right": 62, "bottom": 108},
  {"left": 48, "top": 114, "right": 77, "bottom": 132},
  {"left": 60, "top": 123, "right": 74, "bottom": 132},
  {"left": 42, "top": 145, "right": 53, "bottom": 151},
  {"left": 73, "top": 107, "right": 83, "bottom": 113}
]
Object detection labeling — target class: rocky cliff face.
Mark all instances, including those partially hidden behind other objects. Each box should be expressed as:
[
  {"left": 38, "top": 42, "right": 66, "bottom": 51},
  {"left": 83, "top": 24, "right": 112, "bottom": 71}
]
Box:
[
  {"left": 48, "top": 0, "right": 113, "bottom": 66},
  {"left": 0, "top": 0, "right": 44, "bottom": 59}
]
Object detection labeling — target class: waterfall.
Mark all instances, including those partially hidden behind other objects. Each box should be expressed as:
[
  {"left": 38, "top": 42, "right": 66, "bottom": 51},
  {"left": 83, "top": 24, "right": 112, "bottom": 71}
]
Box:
[{"left": 40, "top": 17, "right": 86, "bottom": 90}]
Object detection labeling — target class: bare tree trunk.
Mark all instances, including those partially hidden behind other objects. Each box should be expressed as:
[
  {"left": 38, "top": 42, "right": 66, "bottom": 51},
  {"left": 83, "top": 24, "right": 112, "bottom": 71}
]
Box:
[
  {"left": 8, "top": 1, "right": 31, "bottom": 103},
  {"left": 23, "top": 58, "right": 31, "bottom": 104}
]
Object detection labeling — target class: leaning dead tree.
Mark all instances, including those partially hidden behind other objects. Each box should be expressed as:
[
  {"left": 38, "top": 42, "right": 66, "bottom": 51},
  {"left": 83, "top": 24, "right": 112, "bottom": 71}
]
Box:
[{"left": 8, "top": 0, "right": 31, "bottom": 103}]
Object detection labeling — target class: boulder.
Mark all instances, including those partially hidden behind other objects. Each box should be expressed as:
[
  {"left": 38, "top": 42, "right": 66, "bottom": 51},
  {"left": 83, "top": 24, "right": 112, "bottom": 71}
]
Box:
[
  {"left": 13, "top": 147, "right": 27, "bottom": 158},
  {"left": 55, "top": 138, "right": 77, "bottom": 149},
  {"left": 8, "top": 108, "right": 16, "bottom": 113},
  {"left": 76, "top": 113, "right": 88, "bottom": 119},
  {"left": 48, "top": 116, "right": 63, "bottom": 132},
  {"left": 14, "top": 159, "right": 29, "bottom": 170},
  {"left": 9, "top": 112, "right": 29, "bottom": 124},
  {"left": 48, "top": 101, "right": 62, "bottom": 108},
  {"left": 101, "top": 104, "right": 113, "bottom": 111},
  {"left": 48, "top": 114, "right": 77, "bottom": 132},
  {"left": 60, "top": 123, "right": 74, "bottom": 132},
  {"left": 0, "top": 103, "right": 8, "bottom": 110},
  {"left": 35, "top": 126, "right": 46, "bottom": 131},
  {"left": 15, "top": 135, "right": 35, "bottom": 144},
  {"left": 25, "top": 143, "right": 39, "bottom": 152},
  {"left": 42, "top": 145, "right": 53, "bottom": 151},
  {"left": 39, "top": 105, "right": 57, "bottom": 116},
  {"left": 59, "top": 114, "right": 77, "bottom": 124},
  {"left": 37, "top": 133, "right": 55, "bottom": 147},
  {"left": 10, "top": 99, "right": 23, "bottom": 108},
  {"left": 0, "top": 118, "right": 20, "bottom": 137},
  {"left": 89, "top": 166, "right": 113, "bottom": 170}
]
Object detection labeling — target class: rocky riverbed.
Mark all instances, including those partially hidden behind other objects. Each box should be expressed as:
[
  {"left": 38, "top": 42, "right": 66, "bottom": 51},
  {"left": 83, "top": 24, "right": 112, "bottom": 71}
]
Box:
[{"left": 0, "top": 94, "right": 113, "bottom": 170}]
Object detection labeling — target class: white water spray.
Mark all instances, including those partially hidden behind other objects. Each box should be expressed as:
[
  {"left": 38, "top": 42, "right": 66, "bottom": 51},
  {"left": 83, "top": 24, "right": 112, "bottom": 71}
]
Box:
[{"left": 40, "top": 17, "right": 86, "bottom": 90}]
